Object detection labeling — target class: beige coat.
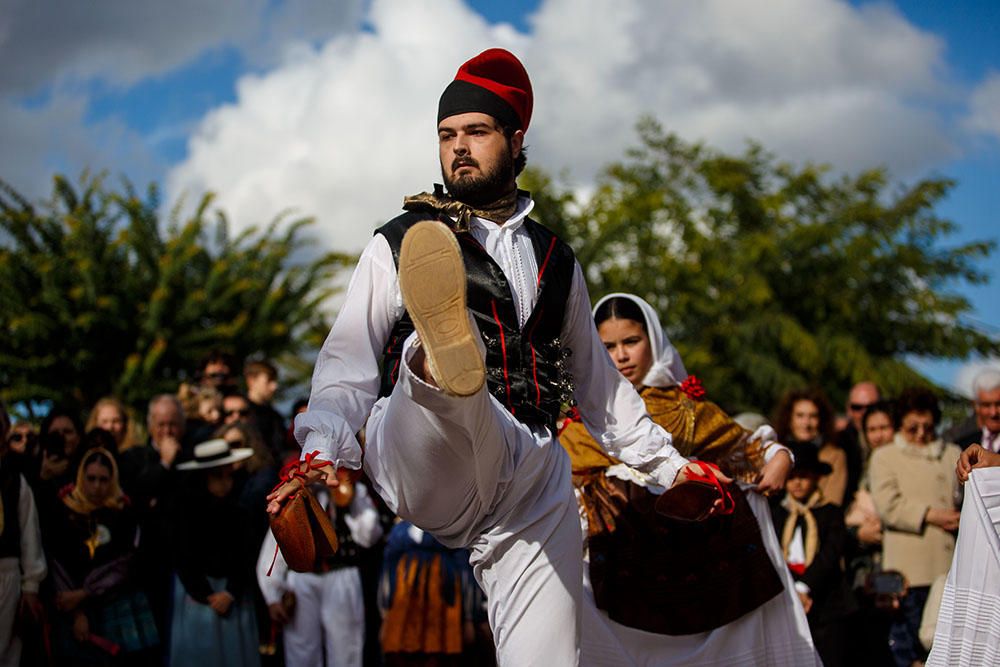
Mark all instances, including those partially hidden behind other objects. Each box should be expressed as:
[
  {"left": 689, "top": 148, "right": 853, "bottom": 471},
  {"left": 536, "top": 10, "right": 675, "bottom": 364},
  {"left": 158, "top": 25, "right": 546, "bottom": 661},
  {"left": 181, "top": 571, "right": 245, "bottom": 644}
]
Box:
[
  {"left": 869, "top": 435, "right": 961, "bottom": 587},
  {"left": 818, "top": 443, "right": 848, "bottom": 507}
]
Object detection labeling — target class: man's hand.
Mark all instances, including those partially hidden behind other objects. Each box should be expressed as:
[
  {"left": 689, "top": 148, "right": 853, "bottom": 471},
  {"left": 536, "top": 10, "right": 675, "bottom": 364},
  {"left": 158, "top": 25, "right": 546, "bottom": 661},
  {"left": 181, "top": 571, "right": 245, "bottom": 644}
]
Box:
[
  {"left": 158, "top": 436, "right": 182, "bottom": 468},
  {"left": 797, "top": 591, "right": 813, "bottom": 614},
  {"left": 926, "top": 507, "right": 961, "bottom": 532},
  {"left": 755, "top": 449, "right": 792, "bottom": 496},
  {"left": 957, "top": 444, "right": 1000, "bottom": 484},
  {"left": 207, "top": 591, "right": 234, "bottom": 616},
  {"left": 266, "top": 462, "right": 338, "bottom": 515}
]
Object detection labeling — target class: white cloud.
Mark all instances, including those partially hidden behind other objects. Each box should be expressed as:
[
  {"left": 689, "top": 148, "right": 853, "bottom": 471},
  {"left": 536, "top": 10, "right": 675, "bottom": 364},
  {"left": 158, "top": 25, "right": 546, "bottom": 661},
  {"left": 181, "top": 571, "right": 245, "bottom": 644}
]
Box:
[
  {"left": 955, "top": 359, "right": 1000, "bottom": 399},
  {"left": 165, "top": 0, "right": 961, "bottom": 253},
  {"left": 167, "top": 0, "right": 523, "bottom": 250},
  {"left": 964, "top": 72, "right": 1000, "bottom": 140},
  {"left": 0, "top": 0, "right": 364, "bottom": 95}
]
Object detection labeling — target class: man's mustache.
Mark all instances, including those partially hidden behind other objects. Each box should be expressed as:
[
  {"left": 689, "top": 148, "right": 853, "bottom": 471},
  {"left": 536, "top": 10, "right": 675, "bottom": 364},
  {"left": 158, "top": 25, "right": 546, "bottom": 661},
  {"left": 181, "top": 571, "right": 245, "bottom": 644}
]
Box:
[{"left": 452, "top": 157, "right": 479, "bottom": 171}]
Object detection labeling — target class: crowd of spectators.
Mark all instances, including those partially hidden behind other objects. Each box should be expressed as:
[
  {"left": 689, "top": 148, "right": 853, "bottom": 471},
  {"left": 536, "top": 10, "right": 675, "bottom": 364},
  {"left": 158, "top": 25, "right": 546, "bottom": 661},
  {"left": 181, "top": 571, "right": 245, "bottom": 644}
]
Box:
[
  {"left": 762, "top": 370, "right": 1000, "bottom": 667},
  {"left": 1, "top": 350, "right": 998, "bottom": 667},
  {"left": 0, "top": 351, "right": 491, "bottom": 667}
]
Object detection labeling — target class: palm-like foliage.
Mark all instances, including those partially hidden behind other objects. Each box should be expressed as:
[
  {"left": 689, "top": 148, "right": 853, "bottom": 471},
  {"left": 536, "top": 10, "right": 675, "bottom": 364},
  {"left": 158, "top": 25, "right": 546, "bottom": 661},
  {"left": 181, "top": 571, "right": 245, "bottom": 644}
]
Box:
[{"left": 0, "top": 173, "right": 355, "bottom": 411}]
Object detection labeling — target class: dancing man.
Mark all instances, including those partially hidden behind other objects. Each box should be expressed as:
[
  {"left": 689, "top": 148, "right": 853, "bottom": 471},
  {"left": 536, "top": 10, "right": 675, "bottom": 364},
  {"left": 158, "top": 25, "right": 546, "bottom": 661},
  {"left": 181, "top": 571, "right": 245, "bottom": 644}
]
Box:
[{"left": 268, "top": 48, "right": 726, "bottom": 665}]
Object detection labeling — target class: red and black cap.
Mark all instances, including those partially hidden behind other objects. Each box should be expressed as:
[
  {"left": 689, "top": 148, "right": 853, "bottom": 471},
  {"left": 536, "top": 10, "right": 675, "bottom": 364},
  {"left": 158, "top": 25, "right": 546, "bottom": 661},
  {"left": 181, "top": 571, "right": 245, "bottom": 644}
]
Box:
[{"left": 438, "top": 48, "right": 533, "bottom": 132}]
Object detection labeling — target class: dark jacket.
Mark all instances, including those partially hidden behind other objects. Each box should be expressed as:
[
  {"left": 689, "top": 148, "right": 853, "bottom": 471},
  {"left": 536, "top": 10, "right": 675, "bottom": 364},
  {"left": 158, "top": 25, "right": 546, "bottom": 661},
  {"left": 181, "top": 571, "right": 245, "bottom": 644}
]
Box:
[{"left": 771, "top": 501, "right": 858, "bottom": 627}]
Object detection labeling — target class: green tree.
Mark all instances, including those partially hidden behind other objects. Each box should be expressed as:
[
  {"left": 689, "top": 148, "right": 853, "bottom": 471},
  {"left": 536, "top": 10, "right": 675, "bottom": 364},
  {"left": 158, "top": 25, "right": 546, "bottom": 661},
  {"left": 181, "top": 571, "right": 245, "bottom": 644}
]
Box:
[
  {"left": 523, "top": 119, "right": 998, "bottom": 413},
  {"left": 0, "top": 173, "right": 355, "bottom": 413}
]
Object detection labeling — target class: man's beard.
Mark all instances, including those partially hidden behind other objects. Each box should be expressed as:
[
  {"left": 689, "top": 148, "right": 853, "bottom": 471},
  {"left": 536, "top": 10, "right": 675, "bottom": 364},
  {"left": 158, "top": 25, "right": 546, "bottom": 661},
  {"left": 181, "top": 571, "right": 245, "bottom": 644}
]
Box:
[{"left": 442, "top": 146, "right": 514, "bottom": 206}]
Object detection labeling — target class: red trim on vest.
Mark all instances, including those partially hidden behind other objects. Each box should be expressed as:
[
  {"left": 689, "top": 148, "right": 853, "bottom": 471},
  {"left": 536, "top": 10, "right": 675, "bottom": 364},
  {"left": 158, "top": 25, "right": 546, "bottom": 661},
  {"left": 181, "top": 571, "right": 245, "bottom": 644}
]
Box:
[
  {"left": 537, "top": 236, "right": 558, "bottom": 287},
  {"left": 526, "top": 306, "right": 544, "bottom": 406},
  {"left": 490, "top": 299, "right": 513, "bottom": 412}
]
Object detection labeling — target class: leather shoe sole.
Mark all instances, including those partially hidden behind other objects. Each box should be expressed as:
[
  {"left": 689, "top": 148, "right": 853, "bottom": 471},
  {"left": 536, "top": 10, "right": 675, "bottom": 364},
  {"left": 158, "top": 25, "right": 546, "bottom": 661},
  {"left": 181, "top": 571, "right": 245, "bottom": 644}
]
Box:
[{"left": 398, "top": 220, "right": 485, "bottom": 396}]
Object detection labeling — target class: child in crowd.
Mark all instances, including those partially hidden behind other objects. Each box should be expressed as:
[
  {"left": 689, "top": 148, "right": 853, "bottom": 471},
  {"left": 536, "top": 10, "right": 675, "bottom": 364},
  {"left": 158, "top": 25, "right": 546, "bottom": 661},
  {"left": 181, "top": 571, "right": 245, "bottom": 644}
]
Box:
[{"left": 772, "top": 443, "right": 857, "bottom": 667}]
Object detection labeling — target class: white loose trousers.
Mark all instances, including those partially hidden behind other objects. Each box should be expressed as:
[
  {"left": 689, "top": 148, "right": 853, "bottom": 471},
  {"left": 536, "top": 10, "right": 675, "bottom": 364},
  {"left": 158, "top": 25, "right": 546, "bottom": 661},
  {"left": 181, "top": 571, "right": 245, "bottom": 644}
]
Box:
[
  {"left": 365, "top": 338, "right": 582, "bottom": 666},
  {"left": 283, "top": 568, "right": 365, "bottom": 667}
]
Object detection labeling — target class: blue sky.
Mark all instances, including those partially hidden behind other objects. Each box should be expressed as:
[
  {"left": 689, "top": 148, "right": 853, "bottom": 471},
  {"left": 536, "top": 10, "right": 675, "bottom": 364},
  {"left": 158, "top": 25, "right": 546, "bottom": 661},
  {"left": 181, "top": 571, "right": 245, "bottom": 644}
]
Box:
[{"left": 2, "top": 0, "right": 997, "bottom": 395}]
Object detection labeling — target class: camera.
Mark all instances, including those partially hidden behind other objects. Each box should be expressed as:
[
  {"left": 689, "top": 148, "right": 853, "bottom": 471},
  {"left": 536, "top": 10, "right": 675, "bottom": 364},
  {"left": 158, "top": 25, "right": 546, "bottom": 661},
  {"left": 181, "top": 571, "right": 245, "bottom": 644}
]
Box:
[{"left": 871, "top": 571, "right": 906, "bottom": 595}]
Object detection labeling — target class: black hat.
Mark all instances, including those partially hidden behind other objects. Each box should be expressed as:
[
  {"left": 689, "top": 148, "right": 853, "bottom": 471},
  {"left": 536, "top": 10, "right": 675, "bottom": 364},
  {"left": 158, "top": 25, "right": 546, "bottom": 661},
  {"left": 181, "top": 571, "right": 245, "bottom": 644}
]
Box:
[{"left": 787, "top": 442, "right": 833, "bottom": 476}]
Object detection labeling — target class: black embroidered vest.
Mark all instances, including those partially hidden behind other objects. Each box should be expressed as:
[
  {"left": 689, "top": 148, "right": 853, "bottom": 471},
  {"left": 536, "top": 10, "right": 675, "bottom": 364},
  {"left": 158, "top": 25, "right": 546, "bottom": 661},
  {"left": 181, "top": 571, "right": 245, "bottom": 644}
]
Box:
[
  {"left": 0, "top": 464, "right": 22, "bottom": 559},
  {"left": 376, "top": 210, "right": 576, "bottom": 431}
]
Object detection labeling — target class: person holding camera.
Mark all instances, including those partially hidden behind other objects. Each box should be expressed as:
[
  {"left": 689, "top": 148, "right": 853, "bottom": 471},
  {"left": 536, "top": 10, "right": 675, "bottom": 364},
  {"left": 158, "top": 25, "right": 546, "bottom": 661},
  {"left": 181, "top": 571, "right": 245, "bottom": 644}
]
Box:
[{"left": 869, "top": 387, "right": 961, "bottom": 667}]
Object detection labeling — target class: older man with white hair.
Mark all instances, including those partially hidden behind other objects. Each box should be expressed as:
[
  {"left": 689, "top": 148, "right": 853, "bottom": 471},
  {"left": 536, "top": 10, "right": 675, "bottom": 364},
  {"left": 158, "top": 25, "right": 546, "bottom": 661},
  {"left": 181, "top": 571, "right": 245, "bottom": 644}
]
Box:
[
  {"left": 955, "top": 368, "right": 1000, "bottom": 483},
  {"left": 118, "top": 394, "right": 190, "bottom": 653}
]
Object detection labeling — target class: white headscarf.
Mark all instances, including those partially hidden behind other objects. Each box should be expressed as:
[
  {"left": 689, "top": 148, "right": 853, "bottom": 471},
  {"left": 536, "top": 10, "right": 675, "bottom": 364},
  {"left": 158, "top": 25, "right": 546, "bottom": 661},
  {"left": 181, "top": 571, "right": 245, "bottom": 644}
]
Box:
[{"left": 592, "top": 292, "right": 689, "bottom": 389}]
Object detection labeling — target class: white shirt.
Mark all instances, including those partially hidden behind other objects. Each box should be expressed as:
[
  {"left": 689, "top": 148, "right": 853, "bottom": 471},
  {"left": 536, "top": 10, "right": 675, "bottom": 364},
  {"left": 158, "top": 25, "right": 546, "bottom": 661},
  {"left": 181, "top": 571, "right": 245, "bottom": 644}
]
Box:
[
  {"left": 295, "top": 195, "right": 687, "bottom": 487},
  {"left": 0, "top": 461, "right": 47, "bottom": 594}
]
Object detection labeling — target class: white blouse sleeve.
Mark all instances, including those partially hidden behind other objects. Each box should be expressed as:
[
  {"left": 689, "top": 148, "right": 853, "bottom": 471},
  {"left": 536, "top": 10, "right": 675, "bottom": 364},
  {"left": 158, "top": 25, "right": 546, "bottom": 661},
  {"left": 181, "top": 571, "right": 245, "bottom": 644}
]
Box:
[{"left": 18, "top": 474, "right": 47, "bottom": 594}]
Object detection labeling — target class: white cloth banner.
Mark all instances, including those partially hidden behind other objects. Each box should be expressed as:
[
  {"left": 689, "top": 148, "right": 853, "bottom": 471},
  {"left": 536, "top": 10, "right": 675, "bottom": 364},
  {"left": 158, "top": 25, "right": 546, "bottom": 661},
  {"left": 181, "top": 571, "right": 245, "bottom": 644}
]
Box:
[{"left": 927, "top": 467, "right": 1000, "bottom": 666}]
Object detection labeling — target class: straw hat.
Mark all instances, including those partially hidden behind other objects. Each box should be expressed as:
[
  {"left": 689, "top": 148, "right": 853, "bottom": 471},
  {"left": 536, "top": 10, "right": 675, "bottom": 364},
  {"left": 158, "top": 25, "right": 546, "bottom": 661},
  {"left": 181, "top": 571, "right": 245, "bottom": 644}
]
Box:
[{"left": 176, "top": 438, "right": 253, "bottom": 471}]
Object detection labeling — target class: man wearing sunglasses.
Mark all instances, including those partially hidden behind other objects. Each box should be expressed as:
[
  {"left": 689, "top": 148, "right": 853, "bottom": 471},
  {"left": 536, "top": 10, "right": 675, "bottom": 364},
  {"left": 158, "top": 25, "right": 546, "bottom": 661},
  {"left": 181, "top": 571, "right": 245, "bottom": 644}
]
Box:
[{"left": 836, "top": 381, "right": 881, "bottom": 505}]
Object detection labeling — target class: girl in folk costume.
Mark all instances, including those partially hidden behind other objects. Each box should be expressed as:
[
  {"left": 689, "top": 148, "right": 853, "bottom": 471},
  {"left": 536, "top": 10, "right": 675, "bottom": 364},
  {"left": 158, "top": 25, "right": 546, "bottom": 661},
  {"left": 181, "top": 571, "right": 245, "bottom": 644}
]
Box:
[
  {"left": 558, "top": 292, "right": 819, "bottom": 666},
  {"left": 170, "top": 440, "right": 261, "bottom": 667},
  {"left": 47, "top": 447, "right": 159, "bottom": 665},
  {"left": 771, "top": 443, "right": 857, "bottom": 667}
]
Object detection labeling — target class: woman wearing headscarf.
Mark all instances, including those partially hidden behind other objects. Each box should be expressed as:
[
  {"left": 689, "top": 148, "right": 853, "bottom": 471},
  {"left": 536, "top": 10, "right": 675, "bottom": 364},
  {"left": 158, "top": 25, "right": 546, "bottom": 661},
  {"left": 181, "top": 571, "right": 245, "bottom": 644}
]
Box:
[
  {"left": 559, "top": 292, "right": 819, "bottom": 666},
  {"left": 47, "top": 447, "right": 159, "bottom": 665}
]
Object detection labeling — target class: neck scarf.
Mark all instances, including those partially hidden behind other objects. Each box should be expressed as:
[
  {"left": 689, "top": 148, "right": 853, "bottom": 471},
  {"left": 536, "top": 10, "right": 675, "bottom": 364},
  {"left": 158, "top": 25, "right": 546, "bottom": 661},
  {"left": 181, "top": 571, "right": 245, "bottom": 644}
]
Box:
[
  {"left": 63, "top": 447, "right": 126, "bottom": 515},
  {"left": 403, "top": 184, "right": 520, "bottom": 230},
  {"left": 780, "top": 489, "right": 824, "bottom": 570},
  {"left": 592, "top": 292, "right": 688, "bottom": 389}
]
